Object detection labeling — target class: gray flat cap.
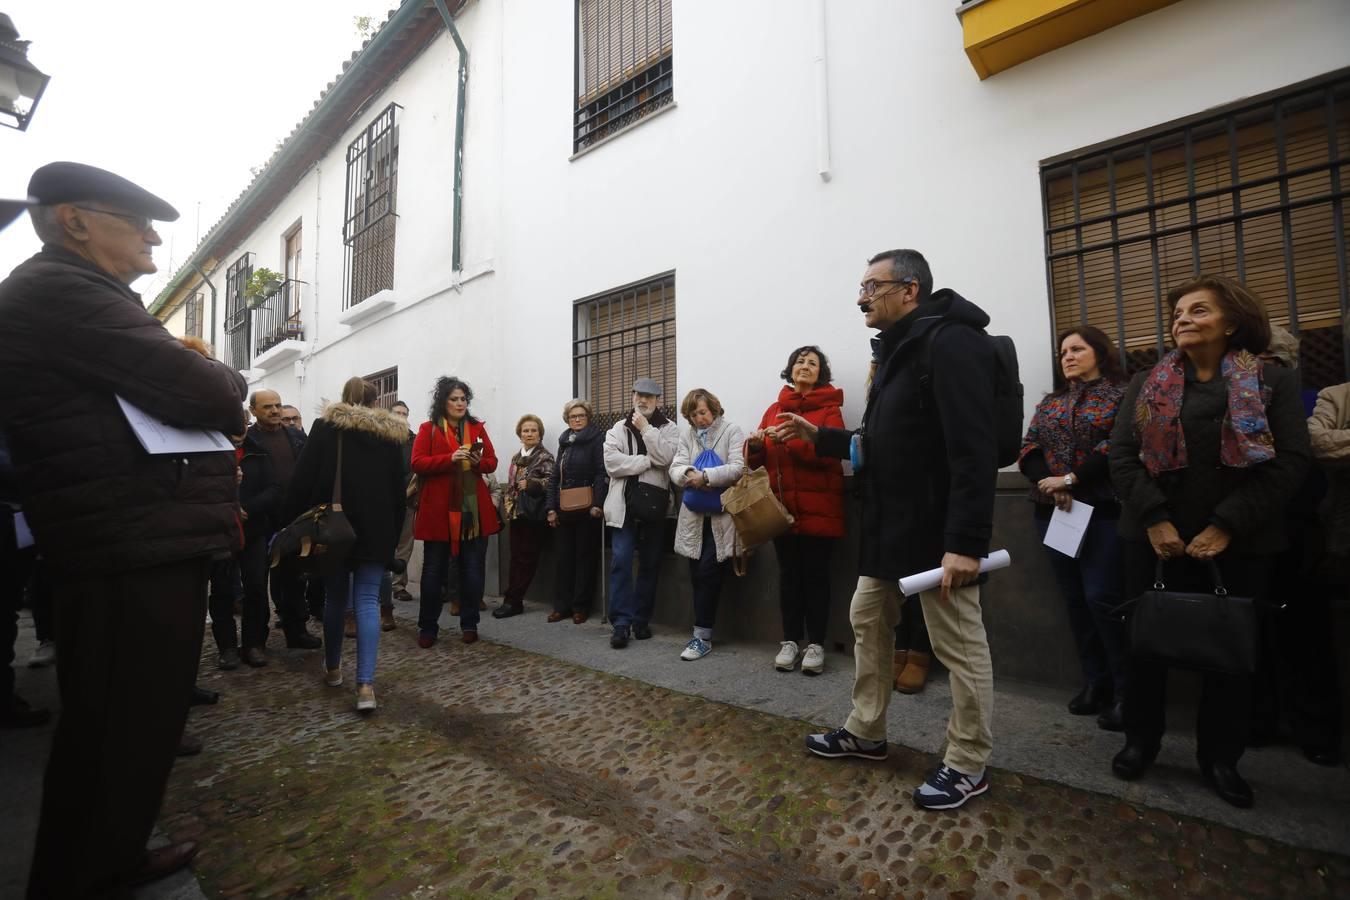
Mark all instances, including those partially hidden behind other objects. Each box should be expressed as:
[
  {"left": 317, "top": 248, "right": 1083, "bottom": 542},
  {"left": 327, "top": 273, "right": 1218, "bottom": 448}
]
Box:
[
  {"left": 633, "top": 377, "right": 662, "bottom": 396},
  {"left": 27, "top": 161, "right": 179, "bottom": 221}
]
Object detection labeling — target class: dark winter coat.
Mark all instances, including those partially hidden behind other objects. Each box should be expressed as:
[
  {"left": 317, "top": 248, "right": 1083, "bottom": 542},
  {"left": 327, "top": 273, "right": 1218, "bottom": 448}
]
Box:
[
  {"left": 284, "top": 402, "right": 408, "bottom": 565},
  {"left": 748, "top": 385, "right": 847, "bottom": 539},
  {"left": 505, "top": 445, "right": 556, "bottom": 522},
  {"left": 1109, "top": 363, "right": 1309, "bottom": 554},
  {"left": 547, "top": 424, "right": 609, "bottom": 514},
  {"left": 0, "top": 245, "right": 247, "bottom": 575},
  {"left": 239, "top": 431, "right": 283, "bottom": 540},
  {"left": 816, "top": 290, "right": 998, "bottom": 580}
]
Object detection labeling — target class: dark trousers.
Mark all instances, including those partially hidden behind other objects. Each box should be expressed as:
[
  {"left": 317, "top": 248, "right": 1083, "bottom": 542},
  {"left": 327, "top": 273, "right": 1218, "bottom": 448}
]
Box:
[
  {"left": 504, "top": 519, "right": 545, "bottom": 606},
  {"left": 207, "top": 555, "right": 240, "bottom": 651},
  {"left": 553, "top": 515, "right": 602, "bottom": 615},
  {"left": 609, "top": 518, "right": 664, "bottom": 630},
  {"left": 26, "top": 561, "right": 54, "bottom": 643},
  {"left": 894, "top": 594, "right": 932, "bottom": 654},
  {"left": 1122, "top": 542, "right": 1270, "bottom": 766},
  {"left": 420, "top": 538, "right": 485, "bottom": 634},
  {"left": 268, "top": 556, "right": 310, "bottom": 636},
  {"left": 1036, "top": 514, "right": 1129, "bottom": 697},
  {"left": 690, "top": 518, "right": 728, "bottom": 637},
  {"left": 1, "top": 512, "right": 35, "bottom": 701},
  {"left": 774, "top": 533, "right": 834, "bottom": 646},
  {"left": 27, "top": 558, "right": 208, "bottom": 899},
  {"left": 237, "top": 535, "right": 272, "bottom": 649}
]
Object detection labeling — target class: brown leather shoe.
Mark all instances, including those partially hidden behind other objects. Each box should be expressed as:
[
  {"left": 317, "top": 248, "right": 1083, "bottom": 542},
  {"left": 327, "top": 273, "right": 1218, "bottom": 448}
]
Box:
[
  {"left": 572, "top": 612, "right": 589, "bottom": 625},
  {"left": 449, "top": 600, "right": 461, "bottom": 617},
  {"left": 129, "top": 841, "right": 199, "bottom": 887},
  {"left": 380, "top": 605, "right": 396, "bottom": 632},
  {"left": 896, "top": 651, "right": 930, "bottom": 694},
  {"left": 461, "top": 630, "right": 479, "bottom": 645},
  {"left": 479, "top": 598, "right": 488, "bottom": 610},
  {"left": 241, "top": 647, "right": 268, "bottom": 668},
  {"left": 547, "top": 611, "right": 567, "bottom": 623},
  {"left": 892, "top": 650, "right": 908, "bottom": 692}
]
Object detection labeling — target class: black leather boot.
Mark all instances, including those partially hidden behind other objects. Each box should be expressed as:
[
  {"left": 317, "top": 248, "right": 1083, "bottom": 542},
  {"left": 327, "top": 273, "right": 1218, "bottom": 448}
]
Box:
[
  {"left": 1068, "top": 681, "right": 1112, "bottom": 716},
  {"left": 1199, "top": 759, "right": 1253, "bottom": 808},
  {"left": 1097, "top": 699, "right": 1125, "bottom": 732},
  {"left": 1111, "top": 741, "right": 1158, "bottom": 780}
]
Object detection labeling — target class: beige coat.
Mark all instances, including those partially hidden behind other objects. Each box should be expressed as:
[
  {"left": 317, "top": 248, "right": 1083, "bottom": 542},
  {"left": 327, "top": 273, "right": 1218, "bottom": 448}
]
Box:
[
  {"left": 1308, "top": 383, "right": 1350, "bottom": 557},
  {"left": 670, "top": 417, "right": 746, "bottom": 562}
]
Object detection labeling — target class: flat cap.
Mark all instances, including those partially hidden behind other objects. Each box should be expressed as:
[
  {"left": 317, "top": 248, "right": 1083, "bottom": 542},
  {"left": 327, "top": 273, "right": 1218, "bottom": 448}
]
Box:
[
  {"left": 27, "top": 161, "right": 179, "bottom": 222},
  {"left": 633, "top": 377, "right": 662, "bottom": 396}
]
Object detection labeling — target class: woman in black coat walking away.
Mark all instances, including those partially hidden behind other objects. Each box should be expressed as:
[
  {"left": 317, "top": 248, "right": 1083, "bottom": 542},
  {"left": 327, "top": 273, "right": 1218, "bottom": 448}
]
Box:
[{"left": 285, "top": 377, "right": 407, "bottom": 712}]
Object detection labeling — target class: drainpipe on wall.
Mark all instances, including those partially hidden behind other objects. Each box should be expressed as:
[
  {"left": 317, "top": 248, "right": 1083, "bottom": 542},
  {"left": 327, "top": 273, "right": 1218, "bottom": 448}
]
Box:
[
  {"left": 812, "top": 0, "right": 831, "bottom": 183},
  {"left": 193, "top": 262, "right": 219, "bottom": 351},
  {"left": 432, "top": 0, "right": 468, "bottom": 273}
]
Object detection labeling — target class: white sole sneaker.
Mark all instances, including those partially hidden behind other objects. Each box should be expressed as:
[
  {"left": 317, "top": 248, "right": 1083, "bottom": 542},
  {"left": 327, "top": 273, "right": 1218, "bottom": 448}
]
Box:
[
  {"left": 774, "top": 641, "right": 800, "bottom": 672},
  {"left": 324, "top": 668, "right": 343, "bottom": 687},
  {"left": 801, "top": 644, "right": 825, "bottom": 676},
  {"left": 356, "top": 685, "right": 377, "bottom": 711}
]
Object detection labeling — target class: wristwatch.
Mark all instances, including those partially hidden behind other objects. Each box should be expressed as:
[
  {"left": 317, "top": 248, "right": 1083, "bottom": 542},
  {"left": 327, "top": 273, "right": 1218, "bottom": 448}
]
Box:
[{"left": 1063, "top": 473, "right": 1076, "bottom": 488}]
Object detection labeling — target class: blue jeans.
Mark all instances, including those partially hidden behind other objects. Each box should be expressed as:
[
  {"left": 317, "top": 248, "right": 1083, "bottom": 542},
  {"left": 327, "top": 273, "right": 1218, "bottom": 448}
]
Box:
[
  {"left": 419, "top": 538, "right": 487, "bottom": 635},
  {"left": 324, "top": 561, "right": 384, "bottom": 685},
  {"left": 1036, "top": 513, "right": 1128, "bottom": 697},
  {"left": 609, "top": 520, "right": 664, "bottom": 632}
]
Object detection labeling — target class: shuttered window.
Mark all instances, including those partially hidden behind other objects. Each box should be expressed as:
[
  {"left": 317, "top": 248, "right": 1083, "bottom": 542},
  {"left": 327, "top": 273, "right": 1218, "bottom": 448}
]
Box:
[
  {"left": 344, "top": 104, "right": 400, "bottom": 309},
  {"left": 364, "top": 367, "right": 399, "bottom": 411},
  {"left": 574, "top": 0, "right": 673, "bottom": 153},
  {"left": 573, "top": 273, "right": 677, "bottom": 429},
  {"left": 224, "top": 253, "right": 253, "bottom": 372},
  {"left": 1042, "top": 71, "right": 1350, "bottom": 388}
]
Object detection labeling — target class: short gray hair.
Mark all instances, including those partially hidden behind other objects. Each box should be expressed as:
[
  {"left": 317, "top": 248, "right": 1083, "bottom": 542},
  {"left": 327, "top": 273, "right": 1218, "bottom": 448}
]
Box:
[
  {"left": 29, "top": 205, "right": 66, "bottom": 244},
  {"left": 868, "top": 248, "right": 933, "bottom": 303}
]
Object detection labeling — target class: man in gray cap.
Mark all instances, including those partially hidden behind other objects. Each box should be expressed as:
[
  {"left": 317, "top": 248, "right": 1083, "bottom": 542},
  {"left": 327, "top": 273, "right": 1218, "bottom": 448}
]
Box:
[
  {"left": 0, "top": 162, "right": 247, "bottom": 896},
  {"left": 603, "top": 377, "right": 679, "bottom": 648}
]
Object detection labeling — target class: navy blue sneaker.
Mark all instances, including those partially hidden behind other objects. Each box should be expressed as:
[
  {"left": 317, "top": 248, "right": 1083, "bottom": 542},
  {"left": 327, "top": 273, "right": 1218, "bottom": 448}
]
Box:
[
  {"left": 913, "top": 764, "right": 989, "bottom": 810},
  {"left": 804, "top": 727, "right": 887, "bottom": 761},
  {"left": 610, "top": 627, "right": 629, "bottom": 649}
]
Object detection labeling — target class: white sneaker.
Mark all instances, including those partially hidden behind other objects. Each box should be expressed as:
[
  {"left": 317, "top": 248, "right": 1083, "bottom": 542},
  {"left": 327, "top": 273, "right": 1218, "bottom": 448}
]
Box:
[
  {"left": 801, "top": 643, "right": 825, "bottom": 675},
  {"left": 27, "top": 640, "right": 56, "bottom": 668},
  {"left": 680, "top": 637, "right": 712, "bottom": 661},
  {"left": 356, "top": 683, "right": 377, "bottom": 711},
  {"left": 774, "top": 641, "right": 800, "bottom": 671}
]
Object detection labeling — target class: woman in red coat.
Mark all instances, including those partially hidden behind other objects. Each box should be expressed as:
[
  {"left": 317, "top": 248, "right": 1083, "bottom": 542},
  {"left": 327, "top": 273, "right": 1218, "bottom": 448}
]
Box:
[
  {"left": 747, "top": 345, "right": 846, "bottom": 676},
  {"left": 412, "top": 376, "right": 501, "bottom": 647}
]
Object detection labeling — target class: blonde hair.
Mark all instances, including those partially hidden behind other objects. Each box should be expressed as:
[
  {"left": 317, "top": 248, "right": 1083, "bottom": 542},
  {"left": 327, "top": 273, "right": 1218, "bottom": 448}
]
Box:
[
  {"left": 680, "top": 388, "right": 724, "bottom": 424},
  {"left": 516, "top": 413, "right": 545, "bottom": 439},
  {"left": 562, "top": 398, "right": 592, "bottom": 424}
]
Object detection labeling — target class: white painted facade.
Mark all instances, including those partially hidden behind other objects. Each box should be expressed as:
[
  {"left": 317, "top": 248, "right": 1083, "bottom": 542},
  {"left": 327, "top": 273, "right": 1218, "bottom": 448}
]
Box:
[{"left": 169, "top": 0, "right": 1350, "bottom": 452}]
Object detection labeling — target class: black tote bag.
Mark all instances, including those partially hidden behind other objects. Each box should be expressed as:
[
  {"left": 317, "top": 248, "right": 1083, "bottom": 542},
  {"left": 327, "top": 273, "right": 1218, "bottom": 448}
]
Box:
[{"left": 1126, "top": 560, "right": 1258, "bottom": 676}]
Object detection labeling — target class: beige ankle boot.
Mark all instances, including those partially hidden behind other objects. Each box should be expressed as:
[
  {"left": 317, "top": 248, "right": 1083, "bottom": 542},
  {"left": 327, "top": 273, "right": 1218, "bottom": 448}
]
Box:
[
  {"left": 892, "top": 650, "right": 908, "bottom": 692},
  {"left": 896, "top": 651, "right": 930, "bottom": 694}
]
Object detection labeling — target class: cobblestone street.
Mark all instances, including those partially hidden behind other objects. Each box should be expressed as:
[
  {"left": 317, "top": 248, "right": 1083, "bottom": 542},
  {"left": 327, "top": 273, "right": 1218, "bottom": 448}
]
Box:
[{"left": 153, "top": 615, "right": 1350, "bottom": 899}]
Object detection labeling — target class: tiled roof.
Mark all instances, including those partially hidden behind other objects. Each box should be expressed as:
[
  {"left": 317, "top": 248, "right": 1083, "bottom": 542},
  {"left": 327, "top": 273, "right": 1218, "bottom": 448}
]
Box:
[{"left": 148, "top": 0, "right": 463, "bottom": 316}]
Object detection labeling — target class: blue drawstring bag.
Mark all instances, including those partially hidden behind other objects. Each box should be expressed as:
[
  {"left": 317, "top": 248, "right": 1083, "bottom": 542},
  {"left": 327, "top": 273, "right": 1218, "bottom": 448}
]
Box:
[{"left": 683, "top": 443, "right": 725, "bottom": 514}]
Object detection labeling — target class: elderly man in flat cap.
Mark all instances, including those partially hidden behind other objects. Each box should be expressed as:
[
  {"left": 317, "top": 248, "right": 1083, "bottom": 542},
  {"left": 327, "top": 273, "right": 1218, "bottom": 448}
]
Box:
[{"left": 0, "top": 162, "right": 247, "bottom": 897}]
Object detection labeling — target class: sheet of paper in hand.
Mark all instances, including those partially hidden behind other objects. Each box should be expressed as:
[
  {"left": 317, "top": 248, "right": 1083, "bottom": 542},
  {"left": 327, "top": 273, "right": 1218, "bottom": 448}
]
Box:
[
  {"left": 116, "top": 396, "right": 233, "bottom": 454},
  {"left": 1043, "top": 500, "right": 1094, "bottom": 559}
]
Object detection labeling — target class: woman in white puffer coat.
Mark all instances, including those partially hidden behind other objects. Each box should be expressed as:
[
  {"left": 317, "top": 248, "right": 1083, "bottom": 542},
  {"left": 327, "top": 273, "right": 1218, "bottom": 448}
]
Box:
[{"left": 669, "top": 388, "right": 746, "bottom": 660}]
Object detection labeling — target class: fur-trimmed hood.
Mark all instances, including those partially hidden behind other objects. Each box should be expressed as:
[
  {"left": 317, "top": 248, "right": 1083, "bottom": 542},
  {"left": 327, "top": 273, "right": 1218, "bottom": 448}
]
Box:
[{"left": 320, "top": 402, "right": 409, "bottom": 443}]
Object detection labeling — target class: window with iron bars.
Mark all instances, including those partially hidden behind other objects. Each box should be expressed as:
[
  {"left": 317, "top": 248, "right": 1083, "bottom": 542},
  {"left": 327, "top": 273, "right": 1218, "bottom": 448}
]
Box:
[
  {"left": 184, "top": 291, "right": 203, "bottom": 339},
  {"left": 574, "top": 0, "right": 673, "bottom": 153},
  {"left": 573, "top": 273, "right": 676, "bottom": 430},
  {"left": 1041, "top": 70, "right": 1350, "bottom": 390},
  {"left": 364, "top": 367, "right": 399, "bottom": 411},
  {"left": 224, "top": 253, "right": 253, "bottom": 372},
  {"left": 344, "top": 103, "right": 400, "bottom": 309}
]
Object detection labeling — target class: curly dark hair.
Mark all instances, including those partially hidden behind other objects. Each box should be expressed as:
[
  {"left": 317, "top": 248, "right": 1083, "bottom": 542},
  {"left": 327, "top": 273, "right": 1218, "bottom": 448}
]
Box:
[
  {"left": 779, "top": 345, "right": 833, "bottom": 387},
  {"left": 1050, "top": 325, "right": 1125, "bottom": 394},
  {"left": 428, "top": 376, "right": 478, "bottom": 425}
]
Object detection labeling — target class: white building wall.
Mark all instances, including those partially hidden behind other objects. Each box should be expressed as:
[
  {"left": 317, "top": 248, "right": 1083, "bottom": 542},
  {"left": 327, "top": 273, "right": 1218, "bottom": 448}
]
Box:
[{"left": 195, "top": 0, "right": 1350, "bottom": 451}]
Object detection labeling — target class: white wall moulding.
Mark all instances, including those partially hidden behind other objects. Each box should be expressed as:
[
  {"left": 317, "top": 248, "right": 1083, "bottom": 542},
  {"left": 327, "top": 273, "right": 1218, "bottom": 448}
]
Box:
[
  {"left": 336, "top": 289, "right": 397, "bottom": 328},
  {"left": 252, "top": 339, "right": 310, "bottom": 371}
]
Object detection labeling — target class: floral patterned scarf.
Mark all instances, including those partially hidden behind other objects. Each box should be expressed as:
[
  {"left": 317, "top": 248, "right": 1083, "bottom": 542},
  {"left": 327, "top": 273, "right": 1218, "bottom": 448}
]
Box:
[
  {"left": 443, "top": 419, "right": 481, "bottom": 554},
  {"left": 1135, "top": 348, "right": 1275, "bottom": 477}
]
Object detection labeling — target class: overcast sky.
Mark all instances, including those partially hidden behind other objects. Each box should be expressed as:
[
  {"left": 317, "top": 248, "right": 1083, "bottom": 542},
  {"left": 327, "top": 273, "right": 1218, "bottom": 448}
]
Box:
[{"left": 1, "top": 0, "right": 389, "bottom": 299}]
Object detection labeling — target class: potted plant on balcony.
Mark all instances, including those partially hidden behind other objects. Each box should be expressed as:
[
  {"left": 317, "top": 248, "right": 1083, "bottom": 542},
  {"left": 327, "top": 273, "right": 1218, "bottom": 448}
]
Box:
[{"left": 244, "top": 268, "right": 284, "bottom": 309}]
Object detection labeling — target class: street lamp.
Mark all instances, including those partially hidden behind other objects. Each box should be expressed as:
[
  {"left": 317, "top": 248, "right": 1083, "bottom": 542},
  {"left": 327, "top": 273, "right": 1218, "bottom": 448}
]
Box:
[{"left": 0, "top": 14, "right": 49, "bottom": 131}]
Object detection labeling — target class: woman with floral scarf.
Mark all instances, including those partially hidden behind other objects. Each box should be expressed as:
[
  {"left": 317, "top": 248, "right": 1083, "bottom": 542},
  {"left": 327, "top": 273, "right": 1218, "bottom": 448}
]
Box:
[{"left": 1108, "top": 275, "right": 1309, "bottom": 808}]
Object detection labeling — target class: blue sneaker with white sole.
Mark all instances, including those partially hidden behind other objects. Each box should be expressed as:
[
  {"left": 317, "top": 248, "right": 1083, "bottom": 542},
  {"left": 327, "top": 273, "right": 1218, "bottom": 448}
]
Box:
[
  {"left": 804, "top": 726, "right": 888, "bottom": 761},
  {"left": 913, "top": 764, "right": 989, "bottom": 810},
  {"left": 680, "top": 637, "right": 711, "bottom": 660}
]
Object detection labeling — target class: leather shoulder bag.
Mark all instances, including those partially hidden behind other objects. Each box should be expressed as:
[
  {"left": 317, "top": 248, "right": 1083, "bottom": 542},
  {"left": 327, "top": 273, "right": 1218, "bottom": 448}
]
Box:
[
  {"left": 1125, "top": 560, "right": 1257, "bottom": 676},
  {"left": 558, "top": 444, "right": 594, "bottom": 514},
  {"left": 722, "top": 439, "right": 795, "bottom": 573},
  {"left": 270, "top": 434, "right": 357, "bottom": 574}
]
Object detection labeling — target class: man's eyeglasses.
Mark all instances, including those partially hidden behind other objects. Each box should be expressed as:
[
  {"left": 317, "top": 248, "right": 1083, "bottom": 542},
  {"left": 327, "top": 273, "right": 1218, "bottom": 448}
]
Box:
[
  {"left": 75, "top": 206, "right": 156, "bottom": 233},
  {"left": 858, "top": 278, "right": 914, "bottom": 299},
  {"left": 280, "top": 416, "right": 300, "bottom": 424}
]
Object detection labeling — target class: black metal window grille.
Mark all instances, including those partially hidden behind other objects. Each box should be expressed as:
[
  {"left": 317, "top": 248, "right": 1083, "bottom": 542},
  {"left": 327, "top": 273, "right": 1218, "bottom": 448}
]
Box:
[
  {"left": 574, "top": 0, "right": 673, "bottom": 153},
  {"left": 224, "top": 253, "right": 253, "bottom": 371},
  {"left": 573, "top": 273, "right": 676, "bottom": 430},
  {"left": 184, "top": 291, "right": 203, "bottom": 339},
  {"left": 253, "top": 281, "right": 304, "bottom": 356},
  {"left": 1042, "top": 71, "right": 1350, "bottom": 389},
  {"left": 364, "top": 367, "right": 399, "bottom": 411},
  {"left": 343, "top": 103, "right": 400, "bottom": 309}
]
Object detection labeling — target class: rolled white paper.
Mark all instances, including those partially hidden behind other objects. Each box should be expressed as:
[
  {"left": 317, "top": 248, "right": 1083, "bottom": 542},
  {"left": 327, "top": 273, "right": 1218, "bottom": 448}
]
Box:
[{"left": 898, "top": 549, "right": 1012, "bottom": 597}]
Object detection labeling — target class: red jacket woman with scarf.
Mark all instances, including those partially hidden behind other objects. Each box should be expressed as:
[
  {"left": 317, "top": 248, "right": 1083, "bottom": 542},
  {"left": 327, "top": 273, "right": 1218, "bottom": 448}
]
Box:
[
  {"left": 412, "top": 419, "right": 501, "bottom": 547},
  {"left": 747, "top": 385, "right": 846, "bottom": 538}
]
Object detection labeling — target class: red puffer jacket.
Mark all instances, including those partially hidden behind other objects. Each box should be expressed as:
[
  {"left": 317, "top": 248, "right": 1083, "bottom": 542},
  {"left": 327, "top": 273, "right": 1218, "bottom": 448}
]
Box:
[
  {"left": 412, "top": 418, "right": 501, "bottom": 550},
  {"left": 747, "top": 385, "right": 846, "bottom": 538}
]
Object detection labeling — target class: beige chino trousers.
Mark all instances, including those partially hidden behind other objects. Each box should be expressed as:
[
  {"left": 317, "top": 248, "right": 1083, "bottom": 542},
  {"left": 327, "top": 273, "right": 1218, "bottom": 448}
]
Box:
[{"left": 843, "top": 575, "right": 994, "bottom": 775}]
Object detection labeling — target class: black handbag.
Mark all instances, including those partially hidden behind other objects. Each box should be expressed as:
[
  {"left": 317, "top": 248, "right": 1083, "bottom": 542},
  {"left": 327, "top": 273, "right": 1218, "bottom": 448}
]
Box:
[
  {"left": 516, "top": 488, "right": 548, "bottom": 523},
  {"left": 625, "top": 477, "right": 668, "bottom": 523},
  {"left": 270, "top": 434, "right": 356, "bottom": 575},
  {"left": 1126, "top": 560, "right": 1257, "bottom": 676}
]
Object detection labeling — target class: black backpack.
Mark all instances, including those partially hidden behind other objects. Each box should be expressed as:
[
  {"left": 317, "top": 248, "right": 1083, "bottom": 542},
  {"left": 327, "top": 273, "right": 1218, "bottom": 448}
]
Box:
[{"left": 917, "top": 322, "right": 1025, "bottom": 468}]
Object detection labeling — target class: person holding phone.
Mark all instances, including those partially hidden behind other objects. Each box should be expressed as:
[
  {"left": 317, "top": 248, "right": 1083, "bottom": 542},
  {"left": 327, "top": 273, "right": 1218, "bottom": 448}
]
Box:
[{"left": 412, "top": 376, "right": 501, "bottom": 646}]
